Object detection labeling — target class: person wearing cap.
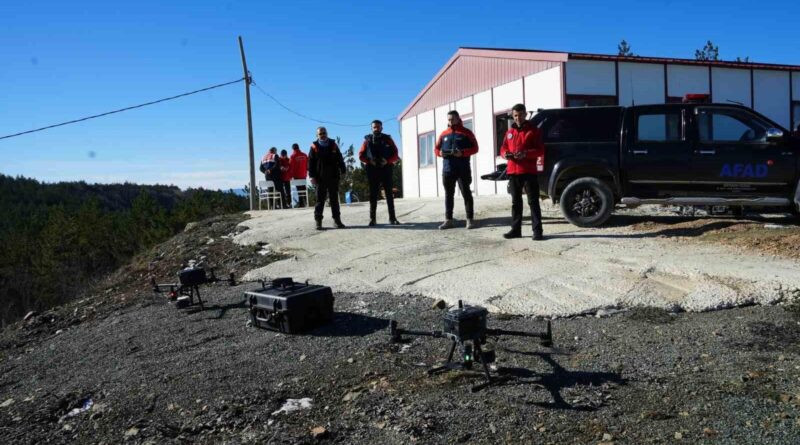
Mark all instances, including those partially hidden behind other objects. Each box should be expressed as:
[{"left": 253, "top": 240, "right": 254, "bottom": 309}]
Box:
[
  {"left": 434, "top": 110, "right": 479, "bottom": 229},
  {"left": 308, "top": 126, "right": 346, "bottom": 229},
  {"left": 359, "top": 119, "right": 400, "bottom": 226},
  {"left": 500, "top": 103, "right": 545, "bottom": 241},
  {"left": 289, "top": 143, "right": 309, "bottom": 207}
]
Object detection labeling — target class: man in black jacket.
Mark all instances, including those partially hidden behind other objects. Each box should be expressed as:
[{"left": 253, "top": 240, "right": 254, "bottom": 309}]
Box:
[
  {"left": 308, "top": 126, "right": 346, "bottom": 230},
  {"left": 359, "top": 120, "right": 400, "bottom": 226}
]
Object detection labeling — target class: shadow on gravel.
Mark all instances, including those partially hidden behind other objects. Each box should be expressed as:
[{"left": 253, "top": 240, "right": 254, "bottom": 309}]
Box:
[
  {"left": 307, "top": 312, "right": 389, "bottom": 337},
  {"left": 545, "top": 221, "right": 739, "bottom": 240},
  {"left": 497, "top": 349, "right": 626, "bottom": 411},
  {"left": 730, "top": 321, "right": 800, "bottom": 353},
  {"left": 605, "top": 213, "right": 799, "bottom": 229},
  {"left": 345, "top": 216, "right": 567, "bottom": 231},
  {"left": 184, "top": 298, "right": 249, "bottom": 320}
]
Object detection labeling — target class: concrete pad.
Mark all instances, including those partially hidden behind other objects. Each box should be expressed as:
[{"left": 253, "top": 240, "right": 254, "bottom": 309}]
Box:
[{"left": 235, "top": 196, "right": 800, "bottom": 317}]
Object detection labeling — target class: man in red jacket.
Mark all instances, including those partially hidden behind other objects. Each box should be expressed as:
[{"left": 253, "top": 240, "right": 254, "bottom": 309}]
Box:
[
  {"left": 500, "top": 103, "right": 545, "bottom": 240},
  {"left": 289, "top": 143, "right": 309, "bottom": 207},
  {"left": 359, "top": 119, "right": 400, "bottom": 226},
  {"left": 435, "top": 110, "right": 479, "bottom": 229}
]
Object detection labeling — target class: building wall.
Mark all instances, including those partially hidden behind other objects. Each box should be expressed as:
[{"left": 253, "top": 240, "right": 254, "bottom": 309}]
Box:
[
  {"left": 711, "top": 67, "right": 751, "bottom": 107},
  {"left": 618, "top": 62, "right": 665, "bottom": 106},
  {"left": 793, "top": 72, "right": 800, "bottom": 100},
  {"left": 492, "top": 79, "right": 524, "bottom": 113},
  {"left": 565, "top": 60, "right": 616, "bottom": 95},
  {"left": 473, "top": 89, "right": 496, "bottom": 195},
  {"left": 434, "top": 105, "right": 450, "bottom": 196},
  {"left": 400, "top": 117, "right": 419, "bottom": 198},
  {"left": 667, "top": 65, "right": 709, "bottom": 97},
  {"left": 525, "top": 66, "right": 563, "bottom": 113},
  {"left": 753, "top": 70, "right": 790, "bottom": 128}
]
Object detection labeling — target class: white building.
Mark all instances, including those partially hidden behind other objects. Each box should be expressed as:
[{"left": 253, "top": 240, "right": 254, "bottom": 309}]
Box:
[{"left": 398, "top": 47, "right": 800, "bottom": 198}]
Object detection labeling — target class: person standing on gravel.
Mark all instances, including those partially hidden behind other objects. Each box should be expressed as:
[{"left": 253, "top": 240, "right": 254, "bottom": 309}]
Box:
[
  {"left": 435, "top": 110, "right": 479, "bottom": 230},
  {"left": 500, "top": 103, "right": 545, "bottom": 241},
  {"left": 278, "top": 149, "right": 292, "bottom": 208},
  {"left": 290, "top": 143, "right": 309, "bottom": 207},
  {"left": 359, "top": 119, "right": 400, "bottom": 226},
  {"left": 308, "top": 127, "right": 346, "bottom": 230}
]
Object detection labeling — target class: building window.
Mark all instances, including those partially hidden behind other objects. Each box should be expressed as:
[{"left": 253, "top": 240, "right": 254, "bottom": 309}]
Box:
[
  {"left": 462, "top": 116, "right": 474, "bottom": 132},
  {"left": 495, "top": 112, "right": 512, "bottom": 156},
  {"left": 566, "top": 95, "right": 617, "bottom": 107},
  {"left": 418, "top": 132, "right": 435, "bottom": 167}
]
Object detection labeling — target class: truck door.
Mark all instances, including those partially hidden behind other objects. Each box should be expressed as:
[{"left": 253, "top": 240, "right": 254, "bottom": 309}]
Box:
[
  {"left": 624, "top": 106, "right": 693, "bottom": 198},
  {"left": 691, "top": 106, "right": 796, "bottom": 197}
]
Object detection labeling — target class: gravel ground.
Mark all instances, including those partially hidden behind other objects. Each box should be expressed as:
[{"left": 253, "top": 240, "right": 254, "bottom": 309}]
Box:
[{"left": 2, "top": 285, "right": 800, "bottom": 444}]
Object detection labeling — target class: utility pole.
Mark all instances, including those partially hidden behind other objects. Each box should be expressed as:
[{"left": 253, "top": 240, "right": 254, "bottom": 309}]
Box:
[{"left": 238, "top": 36, "right": 257, "bottom": 210}]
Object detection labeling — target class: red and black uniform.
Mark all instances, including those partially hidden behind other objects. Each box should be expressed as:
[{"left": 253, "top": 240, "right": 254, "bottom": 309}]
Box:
[
  {"left": 308, "top": 138, "right": 346, "bottom": 222},
  {"left": 435, "top": 124, "right": 479, "bottom": 220},
  {"left": 500, "top": 121, "right": 545, "bottom": 236},
  {"left": 290, "top": 148, "right": 309, "bottom": 207},
  {"left": 359, "top": 132, "right": 400, "bottom": 222}
]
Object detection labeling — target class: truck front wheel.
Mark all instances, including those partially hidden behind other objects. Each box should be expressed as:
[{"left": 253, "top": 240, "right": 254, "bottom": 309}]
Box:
[{"left": 559, "top": 177, "right": 614, "bottom": 228}]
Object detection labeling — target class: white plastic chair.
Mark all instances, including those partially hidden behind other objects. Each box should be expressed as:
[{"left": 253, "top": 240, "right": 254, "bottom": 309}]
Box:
[
  {"left": 258, "top": 180, "right": 283, "bottom": 210},
  {"left": 290, "top": 179, "right": 309, "bottom": 208}
]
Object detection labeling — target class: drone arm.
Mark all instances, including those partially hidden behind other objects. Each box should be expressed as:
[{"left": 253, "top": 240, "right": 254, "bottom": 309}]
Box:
[
  {"left": 486, "top": 320, "right": 552, "bottom": 346},
  {"left": 390, "top": 320, "right": 443, "bottom": 343}
]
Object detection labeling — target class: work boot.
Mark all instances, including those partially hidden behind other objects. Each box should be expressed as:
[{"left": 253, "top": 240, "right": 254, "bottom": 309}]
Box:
[
  {"left": 532, "top": 232, "right": 545, "bottom": 241},
  {"left": 334, "top": 219, "right": 346, "bottom": 229},
  {"left": 368, "top": 218, "right": 376, "bottom": 227},
  {"left": 466, "top": 218, "right": 476, "bottom": 229},
  {"left": 389, "top": 219, "right": 401, "bottom": 225},
  {"left": 438, "top": 219, "right": 455, "bottom": 230},
  {"left": 503, "top": 229, "right": 521, "bottom": 239},
  {"left": 315, "top": 219, "right": 323, "bottom": 231}
]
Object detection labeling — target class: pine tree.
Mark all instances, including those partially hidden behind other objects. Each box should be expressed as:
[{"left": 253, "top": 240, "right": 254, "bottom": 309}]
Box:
[
  {"left": 695, "top": 41, "right": 720, "bottom": 61},
  {"left": 617, "top": 40, "right": 634, "bottom": 57}
]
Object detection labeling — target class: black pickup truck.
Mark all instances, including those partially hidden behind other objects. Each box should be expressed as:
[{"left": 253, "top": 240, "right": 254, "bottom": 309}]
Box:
[{"left": 486, "top": 100, "right": 800, "bottom": 227}]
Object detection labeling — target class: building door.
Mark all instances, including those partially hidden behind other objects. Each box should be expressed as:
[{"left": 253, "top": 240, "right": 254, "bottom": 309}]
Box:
[
  {"left": 691, "top": 106, "right": 796, "bottom": 196},
  {"left": 624, "top": 106, "right": 693, "bottom": 198}
]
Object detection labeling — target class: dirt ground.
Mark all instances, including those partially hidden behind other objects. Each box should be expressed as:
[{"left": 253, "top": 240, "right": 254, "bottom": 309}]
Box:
[{"left": 2, "top": 209, "right": 800, "bottom": 444}]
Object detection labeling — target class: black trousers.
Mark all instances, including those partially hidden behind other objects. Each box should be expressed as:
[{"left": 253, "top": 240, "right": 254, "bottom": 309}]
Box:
[
  {"left": 443, "top": 170, "right": 474, "bottom": 220},
  {"left": 273, "top": 179, "right": 289, "bottom": 208},
  {"left": 367, "top": 166, "right": 396, "bottom": 220},
  {"left": 296, "top": 184, "right": 307, "bottom": 207},
  {"left": 282, "top": 181, "right": 292, "bottom": 208},
  {"left": 314, "top": 180, "right": 340, "bottom": 221},
  {"left": 508, "top": 174, "right": 543, "bottom": 234}
]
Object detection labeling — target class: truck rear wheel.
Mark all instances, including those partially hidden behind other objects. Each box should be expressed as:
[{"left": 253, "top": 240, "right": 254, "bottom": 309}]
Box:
[{"left": 559, "top": 177, "right": 614, "bottom": 228}]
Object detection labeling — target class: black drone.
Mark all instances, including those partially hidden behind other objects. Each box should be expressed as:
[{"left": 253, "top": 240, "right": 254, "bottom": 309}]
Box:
[
  {"left": 151, "top": 265, "right": 235, "bottom": 310},
  {"left": 390, "top": 300, "right": 553, "bottom": 392}
]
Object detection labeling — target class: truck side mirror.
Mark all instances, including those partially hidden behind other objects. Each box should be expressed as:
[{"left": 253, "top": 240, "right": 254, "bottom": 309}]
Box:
[{"left": 766, "top": 128, "right": 784, "bottom": 142}]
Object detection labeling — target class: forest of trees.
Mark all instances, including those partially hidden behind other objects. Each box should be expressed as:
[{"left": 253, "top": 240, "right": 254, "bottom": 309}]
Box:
[{"left": 0, "top": 174, "right": 248, "bottom": 329}]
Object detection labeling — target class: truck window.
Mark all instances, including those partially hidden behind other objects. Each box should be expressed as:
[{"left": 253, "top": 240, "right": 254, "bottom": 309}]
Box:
[
  {"left": 542, "top": 110, "right": 619, "bottom": 143},
  {"left": 696, "top": 108, "right": 769, "bottom": 143},
  {"left": 636, "top": 112, "right": 682, "bottom": 142}
]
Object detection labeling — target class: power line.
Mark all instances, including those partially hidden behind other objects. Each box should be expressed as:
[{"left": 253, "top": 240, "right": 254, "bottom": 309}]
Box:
[
  {"left": 0, "top": 77, "right": 245, "bottom": 141},
  {"left": 251, "top": 79, "right": 396, "bottom": 128}
]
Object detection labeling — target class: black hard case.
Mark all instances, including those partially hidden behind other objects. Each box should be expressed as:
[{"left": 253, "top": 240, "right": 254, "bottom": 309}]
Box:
[{"left": 245, "top": 278, "right": 334, "bottom": 334}]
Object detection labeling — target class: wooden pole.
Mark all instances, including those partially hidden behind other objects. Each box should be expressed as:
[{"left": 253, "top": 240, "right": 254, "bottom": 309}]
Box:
[{"left": 238, "top": 36, "right": 257, "bottom": 210}]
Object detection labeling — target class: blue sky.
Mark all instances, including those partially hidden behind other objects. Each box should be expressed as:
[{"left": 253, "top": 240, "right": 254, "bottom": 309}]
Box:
[{"left": 1, "top": 0, "right": 798, "bottom": 190}]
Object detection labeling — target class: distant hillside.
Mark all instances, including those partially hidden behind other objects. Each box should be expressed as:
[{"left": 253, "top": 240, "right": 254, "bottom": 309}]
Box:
[{"left": 0, "top": 174, "right": 248, "bottom": 329}]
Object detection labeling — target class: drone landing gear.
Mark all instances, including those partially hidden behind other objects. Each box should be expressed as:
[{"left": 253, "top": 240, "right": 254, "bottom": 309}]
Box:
[{"left": 426, "top": 339, "right": 510, "bottom": 392}]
